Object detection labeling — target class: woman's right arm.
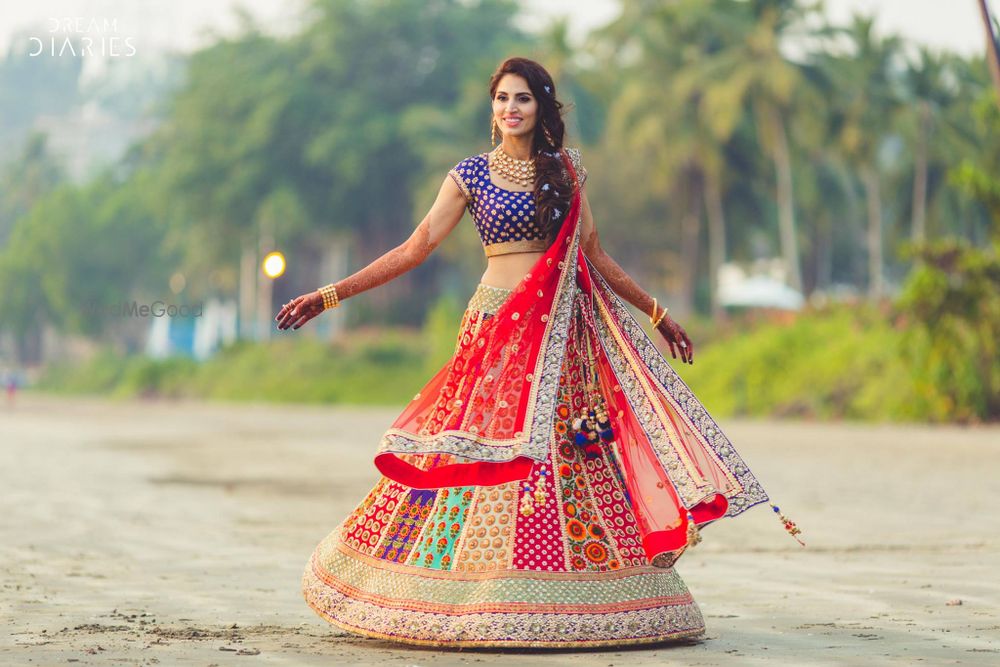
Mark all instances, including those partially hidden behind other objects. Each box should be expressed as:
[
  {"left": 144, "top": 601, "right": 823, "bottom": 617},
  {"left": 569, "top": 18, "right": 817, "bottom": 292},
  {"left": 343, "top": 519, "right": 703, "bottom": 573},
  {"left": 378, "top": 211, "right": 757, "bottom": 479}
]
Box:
[
  {"left": 326, "top": 174, "right": 469, "bottom": 301},
  {"left": 275, "top": 173, "right": 467, "bottom": 330}
]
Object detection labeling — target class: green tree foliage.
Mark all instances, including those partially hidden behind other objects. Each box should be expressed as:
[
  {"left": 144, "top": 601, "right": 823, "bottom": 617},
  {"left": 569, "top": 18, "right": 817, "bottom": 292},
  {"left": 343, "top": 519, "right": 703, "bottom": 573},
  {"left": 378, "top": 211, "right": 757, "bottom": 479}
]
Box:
[
  {"left": 893, "top": 94, "right": 1000, "bottom": 422},
  {"left": 0, "top": 133, "right": 65, "bottom": 244},
  {"left": 0, "top": 167, "right": 172, "bottom": 342},
  {"left": 149, "top": 0, "right": 524, "bottom": 323},
  {"left": 0, "top": 34, "right": 83, "bottom": 153},
  {"left": 3, "top": 0, "right": 999, "bottom": 422}
]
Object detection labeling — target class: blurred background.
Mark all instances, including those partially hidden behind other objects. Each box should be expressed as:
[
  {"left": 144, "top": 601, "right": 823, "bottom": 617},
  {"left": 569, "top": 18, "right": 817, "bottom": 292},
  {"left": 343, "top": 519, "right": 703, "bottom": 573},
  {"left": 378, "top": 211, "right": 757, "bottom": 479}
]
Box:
[{"left": 0, "top": 0, "right": 997, "bottom": 423}]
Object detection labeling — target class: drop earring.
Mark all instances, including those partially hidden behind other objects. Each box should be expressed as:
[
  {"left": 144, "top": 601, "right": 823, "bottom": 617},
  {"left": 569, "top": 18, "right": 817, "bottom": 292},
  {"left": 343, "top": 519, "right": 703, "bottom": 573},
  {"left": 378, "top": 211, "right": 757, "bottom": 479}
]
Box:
[{"left": 490, "top": 118, "right": 498, "bottom": 146}]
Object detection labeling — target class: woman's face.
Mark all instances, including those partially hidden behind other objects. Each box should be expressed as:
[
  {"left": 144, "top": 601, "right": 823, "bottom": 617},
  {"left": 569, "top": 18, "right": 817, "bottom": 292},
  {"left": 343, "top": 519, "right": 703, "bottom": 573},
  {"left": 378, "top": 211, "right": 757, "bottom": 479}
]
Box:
[{"left": 492, "top": 73, "right": 538, "bottom": 142}]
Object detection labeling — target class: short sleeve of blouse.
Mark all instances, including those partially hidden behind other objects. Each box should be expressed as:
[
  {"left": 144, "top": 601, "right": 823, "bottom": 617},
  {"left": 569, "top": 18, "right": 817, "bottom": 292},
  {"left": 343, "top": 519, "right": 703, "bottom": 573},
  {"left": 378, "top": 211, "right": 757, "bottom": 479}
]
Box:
[
  {"left": 565, "top": 147, "right": 588, "bottom": 188},
  {"left": 448, "top": 156, "right": 478, "bottom": 205}
]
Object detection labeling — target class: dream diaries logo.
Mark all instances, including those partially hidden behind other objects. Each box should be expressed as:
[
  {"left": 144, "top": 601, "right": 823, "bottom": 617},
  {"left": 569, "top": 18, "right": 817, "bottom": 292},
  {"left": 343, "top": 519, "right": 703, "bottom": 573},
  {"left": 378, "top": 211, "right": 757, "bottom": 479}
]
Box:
[{"left": 27, "top": 17, "right": 136, "bottom": 58}]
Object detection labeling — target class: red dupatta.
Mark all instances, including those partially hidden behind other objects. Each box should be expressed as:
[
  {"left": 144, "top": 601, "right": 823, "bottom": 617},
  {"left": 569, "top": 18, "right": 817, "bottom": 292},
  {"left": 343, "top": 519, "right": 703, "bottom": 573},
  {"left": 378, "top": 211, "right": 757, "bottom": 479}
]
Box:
[
  {"left": 374, "top": 148, "right": 586, "bottom": 487},
  {"left": 374, "top": 148, "right": 771, "bottom": 564}
]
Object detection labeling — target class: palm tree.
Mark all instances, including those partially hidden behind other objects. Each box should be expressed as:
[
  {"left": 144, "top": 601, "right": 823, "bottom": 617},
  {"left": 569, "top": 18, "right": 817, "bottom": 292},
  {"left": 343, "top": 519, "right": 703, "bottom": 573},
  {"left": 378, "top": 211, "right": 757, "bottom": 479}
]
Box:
[
  {"left": 902, "top": 48, "right": 960, "bottom": 243},
  {"left": 592, "top": 0, "right": 717, "bottom": 317},
  {"left": 637, "top": 2, "right": 738, "bottom": 318},
  {"left": 825, "top": 16, "right": 903, "bottom": 300},
  {"left": 677, "top": 0, "right": 824, "bottom": 296},
  {"left": 978, "top": 0, "right": 1000, "bottom": 101}
]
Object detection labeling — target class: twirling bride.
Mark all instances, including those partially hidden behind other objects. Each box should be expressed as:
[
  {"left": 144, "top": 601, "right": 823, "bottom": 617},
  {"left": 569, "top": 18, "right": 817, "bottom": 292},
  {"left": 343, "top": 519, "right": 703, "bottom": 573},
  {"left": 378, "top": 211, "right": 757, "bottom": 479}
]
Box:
[{"left": 275, "top": 56, "right": 801, "bottom": 649}]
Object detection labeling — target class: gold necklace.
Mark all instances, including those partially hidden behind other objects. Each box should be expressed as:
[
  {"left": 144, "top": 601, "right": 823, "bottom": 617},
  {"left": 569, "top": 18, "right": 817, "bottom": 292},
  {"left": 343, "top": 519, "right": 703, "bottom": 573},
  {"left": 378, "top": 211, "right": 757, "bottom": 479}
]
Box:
[{"left": 489, "top": 145, "right": 536, "bottom": 188}]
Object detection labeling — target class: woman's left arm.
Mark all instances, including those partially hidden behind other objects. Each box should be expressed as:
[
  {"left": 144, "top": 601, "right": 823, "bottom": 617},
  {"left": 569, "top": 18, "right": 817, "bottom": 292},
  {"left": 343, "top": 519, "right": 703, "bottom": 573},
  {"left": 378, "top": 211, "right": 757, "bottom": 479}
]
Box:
[{"left": 578, "top": 189, "right": 694, "bottom": 364}]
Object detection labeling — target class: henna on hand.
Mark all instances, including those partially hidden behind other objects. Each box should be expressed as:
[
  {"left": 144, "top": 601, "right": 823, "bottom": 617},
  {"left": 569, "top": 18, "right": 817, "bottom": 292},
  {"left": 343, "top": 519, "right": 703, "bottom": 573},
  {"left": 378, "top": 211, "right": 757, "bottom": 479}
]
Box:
[
  {"left": 655, "top": 316, "right": 694, "bottom": 364},
  {"left": 579, "top": 198, "right": 693, "bottom": 364},
  {"left": 275, "top": 290, "right": 325, "bottom": 330},
  {"left": 328, "top": 220, "right": 437, "bottom": 303},
  {"left": 274, "top": 219, "right": 441, "bottom": 332}
]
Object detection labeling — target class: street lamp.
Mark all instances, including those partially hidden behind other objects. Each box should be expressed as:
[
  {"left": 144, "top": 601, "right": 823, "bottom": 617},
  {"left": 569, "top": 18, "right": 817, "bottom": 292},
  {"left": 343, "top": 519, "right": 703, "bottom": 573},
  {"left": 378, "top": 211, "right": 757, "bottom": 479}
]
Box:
[
  {"left": 263, "top": 251, "right": 286, "bottom": 279},
  {"left": 259, "top": 251, "right": 286, "bottom": 339}
]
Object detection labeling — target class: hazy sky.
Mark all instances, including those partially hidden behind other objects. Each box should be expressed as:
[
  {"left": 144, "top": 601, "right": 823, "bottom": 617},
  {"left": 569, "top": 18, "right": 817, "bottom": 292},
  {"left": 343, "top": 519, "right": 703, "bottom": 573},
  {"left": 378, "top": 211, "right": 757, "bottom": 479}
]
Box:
[{"left": 0, "top": 0, "right": 990, "bottom": 72}]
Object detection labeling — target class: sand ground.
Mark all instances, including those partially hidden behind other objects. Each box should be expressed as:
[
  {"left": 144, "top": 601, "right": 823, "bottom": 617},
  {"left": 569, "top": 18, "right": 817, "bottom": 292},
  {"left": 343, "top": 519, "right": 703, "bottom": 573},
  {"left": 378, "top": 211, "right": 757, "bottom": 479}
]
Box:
[{"left": 1, "top": 393, "right": 998, "bottom": 666}]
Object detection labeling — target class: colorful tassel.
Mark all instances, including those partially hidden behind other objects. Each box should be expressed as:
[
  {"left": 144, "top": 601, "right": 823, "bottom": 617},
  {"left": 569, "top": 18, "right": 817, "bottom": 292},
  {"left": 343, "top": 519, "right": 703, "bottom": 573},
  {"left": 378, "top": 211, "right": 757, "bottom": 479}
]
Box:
[
  {"left": 685, "top": 511, "right": 702, "bottom": 547},
  {"left": 519, "top": 480, "right": 535, "bottom": 516},
  {"left": 770, "top": 503, "right": 805, "bottom": 546},
  {"left": 520, "top": 464, "right": 550, "bottom": 516},
  {"left": 533, "top": 466, "right": 549, "bottom": 506},
  {"left": 567, "top": 314, "right": 615, "bottom": 461}
]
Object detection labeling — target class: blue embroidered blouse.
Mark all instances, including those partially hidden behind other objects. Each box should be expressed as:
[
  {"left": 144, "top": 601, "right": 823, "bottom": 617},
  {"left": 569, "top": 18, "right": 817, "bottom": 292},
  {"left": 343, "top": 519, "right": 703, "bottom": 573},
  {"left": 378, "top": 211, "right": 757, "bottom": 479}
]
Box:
[{"left": 448, "top": 148, "right": 587, "bottom": 257}]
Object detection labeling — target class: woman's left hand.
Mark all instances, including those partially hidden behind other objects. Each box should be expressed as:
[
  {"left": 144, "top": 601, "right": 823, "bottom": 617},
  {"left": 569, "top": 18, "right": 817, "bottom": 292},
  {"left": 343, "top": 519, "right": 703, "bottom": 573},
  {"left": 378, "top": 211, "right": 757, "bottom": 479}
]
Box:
[
  {"left": 655, "top": 316, "right": 694, "bottom": 364},
  {"left": 275, "top": 291, "right": 325, "bottom": 330}
]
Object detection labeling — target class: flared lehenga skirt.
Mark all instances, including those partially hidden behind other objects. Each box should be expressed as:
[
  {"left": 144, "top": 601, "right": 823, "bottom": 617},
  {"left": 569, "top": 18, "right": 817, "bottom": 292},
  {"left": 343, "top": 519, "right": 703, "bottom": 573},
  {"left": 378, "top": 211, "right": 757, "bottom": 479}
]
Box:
[{"left": 301, "top": 282, "right": 707, "bottom": 648}]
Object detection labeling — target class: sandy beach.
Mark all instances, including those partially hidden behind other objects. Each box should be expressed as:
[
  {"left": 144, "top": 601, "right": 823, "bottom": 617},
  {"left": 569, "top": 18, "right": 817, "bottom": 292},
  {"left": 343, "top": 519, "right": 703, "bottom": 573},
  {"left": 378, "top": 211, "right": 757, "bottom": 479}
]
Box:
[{"left": 1, "top": 393, "right": 997, "bottom": 665}]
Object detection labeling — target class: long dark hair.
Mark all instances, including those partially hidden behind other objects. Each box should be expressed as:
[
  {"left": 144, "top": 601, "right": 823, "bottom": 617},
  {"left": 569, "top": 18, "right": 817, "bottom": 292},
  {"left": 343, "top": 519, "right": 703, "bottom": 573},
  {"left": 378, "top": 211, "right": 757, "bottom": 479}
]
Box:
[{"left": 488, "top": 57, "right": 574, "bottom": 244}]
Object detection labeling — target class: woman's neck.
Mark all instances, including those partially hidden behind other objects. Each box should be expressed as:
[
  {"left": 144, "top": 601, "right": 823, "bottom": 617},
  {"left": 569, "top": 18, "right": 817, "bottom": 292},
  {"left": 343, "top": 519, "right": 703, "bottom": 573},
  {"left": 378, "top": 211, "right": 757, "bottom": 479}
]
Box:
[{"left": 500, "top": 136, "right": 532, "bottom": 161}]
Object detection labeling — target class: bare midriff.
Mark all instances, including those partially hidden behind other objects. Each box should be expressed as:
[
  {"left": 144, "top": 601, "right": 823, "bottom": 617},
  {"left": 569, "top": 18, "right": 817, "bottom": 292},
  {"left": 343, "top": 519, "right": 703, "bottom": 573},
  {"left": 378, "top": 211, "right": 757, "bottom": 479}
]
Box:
[{"left": 479, "top": 250, "right": 546, "bottom": 290}]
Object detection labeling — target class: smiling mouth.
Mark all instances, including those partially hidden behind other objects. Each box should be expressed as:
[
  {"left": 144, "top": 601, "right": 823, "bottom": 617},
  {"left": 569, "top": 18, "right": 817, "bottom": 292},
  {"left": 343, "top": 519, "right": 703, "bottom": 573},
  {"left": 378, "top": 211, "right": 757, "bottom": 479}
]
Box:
[{"left": 503, "top": 117, "right": 523, "bottom": 126}]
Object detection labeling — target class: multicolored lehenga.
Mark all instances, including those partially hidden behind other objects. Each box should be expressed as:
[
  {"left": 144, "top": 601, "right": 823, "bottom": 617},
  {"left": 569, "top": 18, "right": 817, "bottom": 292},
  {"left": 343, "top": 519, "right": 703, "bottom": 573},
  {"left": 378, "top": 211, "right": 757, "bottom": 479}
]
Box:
[{"left": 302, "top": 148, "right": 789, "bottom": 648}]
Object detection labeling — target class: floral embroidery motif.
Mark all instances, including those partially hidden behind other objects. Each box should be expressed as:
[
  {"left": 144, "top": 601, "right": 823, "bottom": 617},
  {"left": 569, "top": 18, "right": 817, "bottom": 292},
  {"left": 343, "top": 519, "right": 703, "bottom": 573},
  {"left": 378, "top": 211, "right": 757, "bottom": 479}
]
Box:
[
  {"left": 407, "top": 486, "right": 476, "bottom": 570},
  {"left": 375, "top": 489, "right": 436, "bottom": 563},
  {"left": 341, "top": 478, "right": 405, "bottom": 556},
  {"left": 551, "top": 348, "right": 622, "bottom": 572}
]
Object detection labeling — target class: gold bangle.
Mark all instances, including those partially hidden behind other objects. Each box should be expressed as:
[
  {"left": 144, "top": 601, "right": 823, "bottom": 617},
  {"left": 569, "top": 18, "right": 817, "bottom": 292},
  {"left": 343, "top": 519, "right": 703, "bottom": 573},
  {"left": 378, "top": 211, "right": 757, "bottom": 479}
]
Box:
[
  {"left": 649, "top": 297, "right": 668, "bottom": 328},
  {"left": 319, "top": 284, "right": 340, "bottom": 310}
]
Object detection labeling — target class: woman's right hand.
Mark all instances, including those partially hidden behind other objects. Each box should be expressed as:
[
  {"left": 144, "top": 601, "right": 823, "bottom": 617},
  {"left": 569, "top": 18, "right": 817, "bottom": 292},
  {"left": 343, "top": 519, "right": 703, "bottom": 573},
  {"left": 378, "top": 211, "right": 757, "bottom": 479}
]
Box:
[{"left": 275, "top": 290, "right": 325, "bottom": 331}]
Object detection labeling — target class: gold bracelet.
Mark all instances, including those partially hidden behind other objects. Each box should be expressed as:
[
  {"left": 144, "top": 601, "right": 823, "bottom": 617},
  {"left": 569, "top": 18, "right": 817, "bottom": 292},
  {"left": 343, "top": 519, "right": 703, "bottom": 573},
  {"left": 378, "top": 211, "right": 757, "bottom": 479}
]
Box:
[
  {"left": 649, "top": 297, "right": 669, "bottom": 328},
  {"left": 319, "top": 284, "right": 340, "bottom": 310}
]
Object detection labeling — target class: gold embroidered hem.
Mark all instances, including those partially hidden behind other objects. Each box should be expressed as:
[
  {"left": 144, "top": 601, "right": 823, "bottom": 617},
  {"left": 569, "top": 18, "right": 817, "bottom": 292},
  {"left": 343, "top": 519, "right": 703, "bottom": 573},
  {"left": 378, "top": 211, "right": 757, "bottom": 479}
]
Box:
[
  {"left": 483, "top": 238, "right": 552, "bottom": 257},
  {"left": 302, "top": 522, "right": 706, "bottom": 648}
]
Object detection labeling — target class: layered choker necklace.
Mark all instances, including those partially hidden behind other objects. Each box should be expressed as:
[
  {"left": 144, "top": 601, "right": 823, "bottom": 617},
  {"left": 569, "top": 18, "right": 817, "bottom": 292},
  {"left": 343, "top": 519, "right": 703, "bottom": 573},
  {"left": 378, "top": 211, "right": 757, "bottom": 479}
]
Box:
[{"left": 489, "top": 145, "right": 536, "bottom": 188}]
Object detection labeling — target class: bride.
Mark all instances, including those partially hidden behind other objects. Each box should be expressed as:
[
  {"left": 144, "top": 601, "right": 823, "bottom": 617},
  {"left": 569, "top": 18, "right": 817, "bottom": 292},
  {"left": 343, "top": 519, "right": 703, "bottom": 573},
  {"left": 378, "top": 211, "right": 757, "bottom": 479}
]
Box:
[{"left": 275, "top": 56, "right": 799, "bottom": 649}]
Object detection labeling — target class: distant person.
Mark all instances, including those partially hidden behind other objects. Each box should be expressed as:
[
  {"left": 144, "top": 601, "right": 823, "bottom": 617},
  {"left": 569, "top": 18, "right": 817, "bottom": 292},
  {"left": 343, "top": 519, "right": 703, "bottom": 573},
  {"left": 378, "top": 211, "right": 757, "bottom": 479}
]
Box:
[
  {"left": 275, "top": 56, "right": 801, "bottom": 649},
  {"left": 4, "top": 369, "right": 17, "bottom": 406}
]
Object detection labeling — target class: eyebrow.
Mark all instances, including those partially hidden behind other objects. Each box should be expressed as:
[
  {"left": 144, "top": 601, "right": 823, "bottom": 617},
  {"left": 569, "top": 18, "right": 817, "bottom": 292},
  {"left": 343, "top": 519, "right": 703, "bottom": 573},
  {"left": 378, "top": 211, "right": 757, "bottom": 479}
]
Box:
[{"left": 496, "top": 90, "right": 533, "bottom": 96}]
